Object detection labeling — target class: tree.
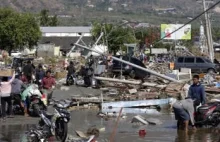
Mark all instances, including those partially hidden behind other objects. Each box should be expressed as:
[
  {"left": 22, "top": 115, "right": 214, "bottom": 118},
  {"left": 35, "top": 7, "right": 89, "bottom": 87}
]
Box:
[
  {"left": 91, "top": 22, "right": 137, "bottom": 54},
  {"left": 39, "top": 9, "right": 58, "bottom": 26},
  {"left": 0, "top": 8, "right": 41, "bottom": 54}
]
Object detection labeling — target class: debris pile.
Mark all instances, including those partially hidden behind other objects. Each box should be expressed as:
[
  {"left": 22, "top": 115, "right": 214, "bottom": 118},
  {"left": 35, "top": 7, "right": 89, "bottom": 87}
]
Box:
[{"left": 148, "top": 62, "right": 171, "bottom": 74}]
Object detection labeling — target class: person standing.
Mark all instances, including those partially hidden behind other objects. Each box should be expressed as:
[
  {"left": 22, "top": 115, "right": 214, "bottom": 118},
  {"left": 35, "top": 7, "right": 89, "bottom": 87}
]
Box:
[
  {"left": 88, "top": 55, "right": 94, "bottom": 68},
  {"left": 42, "top": 70, "right": 56, "bottom": 105},
  {"left": 11, "top": 74, "right": 24, "bottom": 114},
  {"left": 22, "top": 60, "right": 34, "bottom": 83},
  {"left": 0, "top": 72, "right": 15, "bottom": 121},
  {"left": 66, "top": 61, "right": 75, "bottom": 78},
  {"left": 188, "top": 75, "right": 206, "bottom": 107},
  {"left": 35, "top": 64, "right": 45, "bottom": 86}
]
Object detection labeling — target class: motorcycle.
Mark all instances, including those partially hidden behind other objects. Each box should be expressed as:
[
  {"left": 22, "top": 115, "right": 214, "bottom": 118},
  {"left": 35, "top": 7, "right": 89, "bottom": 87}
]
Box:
[
  {"left": 21, "top": 84, "right": 47, "bottom": 117},
  {"left": 28, "top": 99, "right": 72, "bottom": 142},
  {"left": 28, "top": 94, "right": 47, "bottom": 117},
  {"left": 194, "top": 101, "right": 220, "bottom": 127},
  {"left": 66, "top": 74, "right": 77, "bottom": 86}
]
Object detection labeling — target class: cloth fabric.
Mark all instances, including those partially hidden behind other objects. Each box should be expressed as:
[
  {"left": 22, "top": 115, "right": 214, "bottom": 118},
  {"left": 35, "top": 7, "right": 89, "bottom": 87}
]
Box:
[
  {"left": 173, "top": 99, "right": 195, "bottom": 125},
  {"left": 1, "top": 96, "right": 12, "bottom": 117},
  {"left": 188, "top": 83, "right": 206, "bottom": 104},
  {"left": 173, "top": 106, "right": 190, "bottom": 121},
  {"left": 42, "top": 76, "right": 56, "bottom": 89},
  {"left": 11, "top": 78, "right": 23, "bottom": 94},
  {"left": 0, "top": 73, "right": 15, "bottom": 97},
  {"left": 21, "top": 84, "right": 41, "bottom": 101}
]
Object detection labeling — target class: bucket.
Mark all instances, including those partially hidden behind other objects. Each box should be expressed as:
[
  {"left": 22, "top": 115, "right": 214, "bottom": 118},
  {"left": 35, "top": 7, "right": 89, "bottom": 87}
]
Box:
[{"left": 139, "top": 129, "right": 147, "bottom": 137}]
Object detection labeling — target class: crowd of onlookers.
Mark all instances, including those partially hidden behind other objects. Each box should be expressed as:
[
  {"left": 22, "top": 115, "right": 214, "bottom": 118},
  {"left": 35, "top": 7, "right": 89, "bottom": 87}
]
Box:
[{"left": 0, "top": 60, "right": 56, "bottom": 121}]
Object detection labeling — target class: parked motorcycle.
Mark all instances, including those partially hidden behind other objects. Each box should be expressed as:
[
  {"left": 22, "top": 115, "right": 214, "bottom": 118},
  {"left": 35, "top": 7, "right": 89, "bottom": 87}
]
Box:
[
  {"left": 66, "top": 74, "right": 77, "bottom": 86},
  {"left": 20, "top": 84, "right": 47, "bottom": 117},
  {"left": 194, "top": 101, "right": 220, "bottom": 127},
  {"left": 28, "top": 99, "right": 72, "bottom": 142},
  {"left": 28, "top": 94, "right": 47, "bottom": 117}
]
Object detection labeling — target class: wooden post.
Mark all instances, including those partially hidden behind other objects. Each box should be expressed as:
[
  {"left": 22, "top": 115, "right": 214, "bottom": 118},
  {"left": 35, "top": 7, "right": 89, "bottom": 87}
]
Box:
[{"left": 109, "top": 107, "right": 123, "bottom": 142}]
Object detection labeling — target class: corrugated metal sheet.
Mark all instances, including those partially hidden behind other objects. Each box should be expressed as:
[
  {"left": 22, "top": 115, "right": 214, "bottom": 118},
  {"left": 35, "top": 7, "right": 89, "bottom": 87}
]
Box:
[{"left": 102, "top": 98, "right": 176, "bottom": 109}]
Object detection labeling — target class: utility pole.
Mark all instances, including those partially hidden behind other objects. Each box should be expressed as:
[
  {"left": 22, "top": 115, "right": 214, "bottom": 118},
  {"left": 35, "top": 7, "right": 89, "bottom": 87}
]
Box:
[{"left": 202, "top": 0, "right": 214, "bottom": 61}]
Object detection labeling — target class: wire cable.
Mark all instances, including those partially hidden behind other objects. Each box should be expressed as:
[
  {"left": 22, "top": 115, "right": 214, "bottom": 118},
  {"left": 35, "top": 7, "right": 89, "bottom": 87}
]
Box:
[{"left": 152, "top": 0, "right": 220, "bottom": 46}]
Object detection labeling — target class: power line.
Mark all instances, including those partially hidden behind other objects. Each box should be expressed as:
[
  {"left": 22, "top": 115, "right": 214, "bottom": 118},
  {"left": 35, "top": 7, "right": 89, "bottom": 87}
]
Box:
[{"left": 152, "top": 0, "right": 220, "bottom": 46}]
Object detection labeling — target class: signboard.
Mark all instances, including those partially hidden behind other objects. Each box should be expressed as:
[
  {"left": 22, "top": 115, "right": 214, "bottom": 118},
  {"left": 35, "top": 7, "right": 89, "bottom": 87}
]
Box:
[{"left": 161, "top": 24, "right": 191, "bottom": 40}]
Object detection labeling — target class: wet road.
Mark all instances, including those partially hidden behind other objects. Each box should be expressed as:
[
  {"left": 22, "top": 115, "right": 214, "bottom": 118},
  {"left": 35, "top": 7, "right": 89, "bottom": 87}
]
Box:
[
  {"left": 1, "top": 110, "right": 220, "bottom": 142},
  {"left": 1, "top": 86, "right": 220, "bottom": 142}
]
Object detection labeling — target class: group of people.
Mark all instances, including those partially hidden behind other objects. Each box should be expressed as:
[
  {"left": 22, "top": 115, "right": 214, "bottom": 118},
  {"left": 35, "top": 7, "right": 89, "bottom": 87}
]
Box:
[
  {"left": 0, "top": 60, "right": 56, "bottom": 121},
  {"left": 172, "top": 75, "right": 206, "bottom": 131}
]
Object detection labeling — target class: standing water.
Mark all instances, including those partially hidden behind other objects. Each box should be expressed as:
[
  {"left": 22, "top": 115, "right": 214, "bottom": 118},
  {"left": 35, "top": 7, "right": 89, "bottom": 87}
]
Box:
[{"left": 0, "top": 110, "right": 220, "bottom": 142}]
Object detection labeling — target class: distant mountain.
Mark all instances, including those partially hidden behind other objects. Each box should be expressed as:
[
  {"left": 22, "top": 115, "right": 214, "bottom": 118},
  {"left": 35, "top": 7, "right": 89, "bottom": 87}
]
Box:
[{"left": 0, "top": 0, "right": 218, "bottom": 26}]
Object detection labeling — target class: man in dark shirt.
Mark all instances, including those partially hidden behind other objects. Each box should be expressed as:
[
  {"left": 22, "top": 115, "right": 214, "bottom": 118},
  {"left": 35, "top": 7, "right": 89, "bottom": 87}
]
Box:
[
  {"left": 67, "top": 61, "right": 75, "bottom": 77},
  {"left": 188, "top": 75, "right": 206, "bottom": 107},
  {"left": 22, "top": 60, "right": 33, "bottom": 83},
  {"left": 35, "top": 64, "right": 45, "bottom": 86}
]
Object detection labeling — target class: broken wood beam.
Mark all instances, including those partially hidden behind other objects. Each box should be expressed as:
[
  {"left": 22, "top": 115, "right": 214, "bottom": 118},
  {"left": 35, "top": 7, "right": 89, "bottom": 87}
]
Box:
[{"left": 94, "top": 77, "right": 167, "bottom": 89}]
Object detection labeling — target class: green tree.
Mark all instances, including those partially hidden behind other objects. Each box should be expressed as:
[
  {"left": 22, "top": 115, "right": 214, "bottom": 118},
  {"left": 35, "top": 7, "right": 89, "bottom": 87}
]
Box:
[
  {"left": 0, "top": 8, "right": 41, "bottom": 54},
  {"left": 91, "top": 22, "right": 137, "bottom": 54},
  {"left": 39, "top": 9, "right": 58, "bottom": 26}
]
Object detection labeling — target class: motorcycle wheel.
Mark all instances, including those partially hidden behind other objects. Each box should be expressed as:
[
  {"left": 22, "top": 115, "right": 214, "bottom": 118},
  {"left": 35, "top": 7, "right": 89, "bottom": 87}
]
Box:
[
  {"left": 55, "top": 120, "right": 68, "bottom": 142},
  {"left": 67, "top": 77, "right": 74, "bottom": 86},
  {"left": 32, "top": 104, "right": 40, "bottom": 117},
  {"left": 211, "top": 111, "right": 220, "bottom": 127}
]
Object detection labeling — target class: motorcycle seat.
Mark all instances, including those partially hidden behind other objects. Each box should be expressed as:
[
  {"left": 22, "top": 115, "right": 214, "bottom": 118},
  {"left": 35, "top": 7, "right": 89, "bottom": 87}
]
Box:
[
  {"left": 56, "top": 103, "right": 70, "bottom": 109},
  {"left": 43, "top": 111, "right": 53, "bottom": 119},
  {"left": 64, "top": 100, "right": 71, "bottom": 104},
  {"left": 198, "top": 104, "right": 216, "bottom": 110}
]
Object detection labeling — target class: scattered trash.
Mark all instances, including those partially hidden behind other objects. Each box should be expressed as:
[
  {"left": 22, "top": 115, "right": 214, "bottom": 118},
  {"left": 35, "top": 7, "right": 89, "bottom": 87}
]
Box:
[{"left": 139, "top": 129, "right": 147, "bottom": 138}]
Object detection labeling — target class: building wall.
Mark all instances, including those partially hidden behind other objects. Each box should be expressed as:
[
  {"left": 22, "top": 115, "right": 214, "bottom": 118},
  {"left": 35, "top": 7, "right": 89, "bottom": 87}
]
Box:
[{"left": 39, "top": 36, "right": 93, "bottom": 53}]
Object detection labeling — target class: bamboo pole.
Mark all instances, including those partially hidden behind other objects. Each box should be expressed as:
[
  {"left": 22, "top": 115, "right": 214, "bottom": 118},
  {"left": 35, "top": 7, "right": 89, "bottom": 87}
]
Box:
[{"left": 109, "top": 107, "right": 123, "bottom": 142}]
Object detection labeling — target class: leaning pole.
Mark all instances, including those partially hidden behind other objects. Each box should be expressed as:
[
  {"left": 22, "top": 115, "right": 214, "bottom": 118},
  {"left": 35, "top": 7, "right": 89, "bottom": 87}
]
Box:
[{"left": 75, "top": 43, "right": 179, "bottom": 82}]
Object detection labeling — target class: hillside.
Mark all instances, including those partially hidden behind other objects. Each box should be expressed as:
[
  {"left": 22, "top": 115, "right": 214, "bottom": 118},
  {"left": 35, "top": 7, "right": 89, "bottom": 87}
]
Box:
[{"left": 0, "top": 0, "right": 219, "bottom": 26}]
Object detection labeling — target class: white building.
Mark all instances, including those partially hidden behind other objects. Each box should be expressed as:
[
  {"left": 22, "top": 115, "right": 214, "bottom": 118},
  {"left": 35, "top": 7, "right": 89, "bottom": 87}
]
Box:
[
  {"left": 40, "top": 26, "right": 92, "bottom": 37},
  {"left": 39, "top": 27, "right": 93, "bottom": 55}
]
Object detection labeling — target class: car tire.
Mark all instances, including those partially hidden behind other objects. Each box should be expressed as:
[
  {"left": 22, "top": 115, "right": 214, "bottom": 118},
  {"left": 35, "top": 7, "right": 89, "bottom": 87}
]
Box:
[
  {"left": 208, "top": 68, "right": 215, "bottom": 74},
  {"left": 129, "top": 70, "right": 135, "bottom": 78}
]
